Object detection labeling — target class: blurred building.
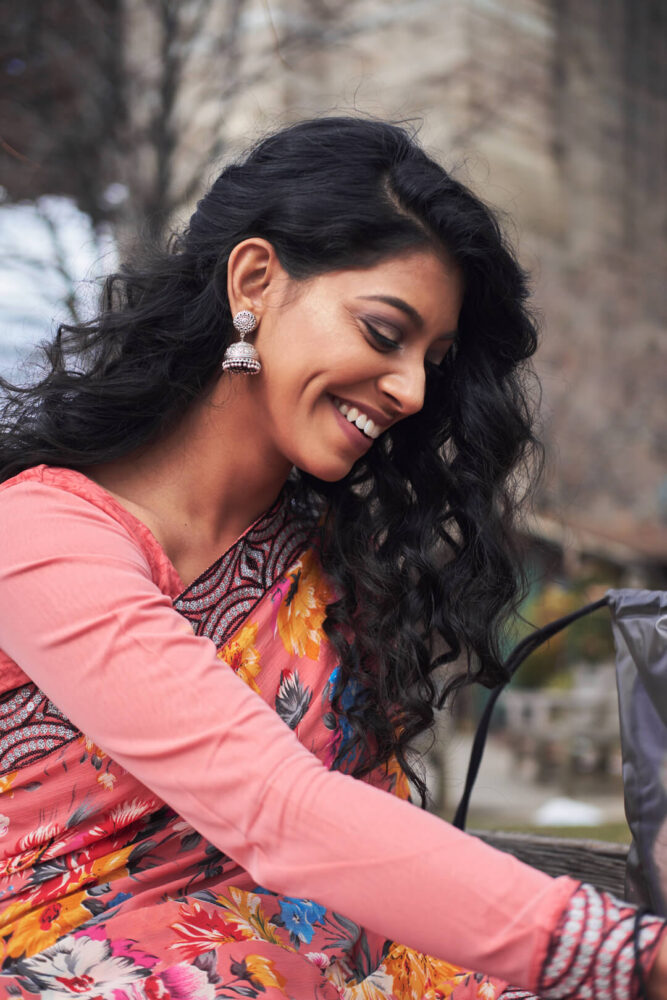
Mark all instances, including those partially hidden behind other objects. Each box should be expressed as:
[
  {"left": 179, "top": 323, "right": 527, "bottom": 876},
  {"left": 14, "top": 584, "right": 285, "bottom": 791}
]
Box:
[
  {"left": 3, "top": 0, "right": 666, "bottom": 547},
  {"left": 119, "top": 0, "right": 667, "bottom": 543}
]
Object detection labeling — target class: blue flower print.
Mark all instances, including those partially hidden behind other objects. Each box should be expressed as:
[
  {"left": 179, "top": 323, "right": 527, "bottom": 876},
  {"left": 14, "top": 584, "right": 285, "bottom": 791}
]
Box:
[
  {"left": 292, "top": 898, "right": 326, "bottom": 924},
  {"left": 323, "top": 666, "right": 366, "bottom": 770},
  {"left": 278, "top": 896, "right": 326, "bottom": 945}
]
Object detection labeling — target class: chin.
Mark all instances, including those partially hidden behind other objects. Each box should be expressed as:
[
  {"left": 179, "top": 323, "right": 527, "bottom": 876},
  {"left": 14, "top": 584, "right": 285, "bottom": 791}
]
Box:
[
  {"left": 318, "top": 469, "right": 353, "bottom": 483},
  {"left": 295, "top": 458, "right": 357, "bottom": 483},
  {"left": 301, "top": 468, "right": 351, "bottom": 483}
]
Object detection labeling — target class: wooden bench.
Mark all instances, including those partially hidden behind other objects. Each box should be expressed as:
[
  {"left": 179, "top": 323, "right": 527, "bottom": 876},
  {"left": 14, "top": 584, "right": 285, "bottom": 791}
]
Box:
[{"left": 472, "top": 829, "right": 629, "bottom": 898}]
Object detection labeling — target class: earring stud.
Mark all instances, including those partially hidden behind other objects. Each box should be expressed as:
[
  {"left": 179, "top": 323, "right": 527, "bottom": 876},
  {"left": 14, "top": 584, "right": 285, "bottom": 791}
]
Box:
[{"left": 222, "top": 310, "right": 262, "bottom": 374}]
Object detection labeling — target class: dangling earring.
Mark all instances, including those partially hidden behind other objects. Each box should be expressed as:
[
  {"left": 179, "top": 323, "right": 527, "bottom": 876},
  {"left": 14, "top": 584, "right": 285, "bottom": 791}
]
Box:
[{"left": 222, "top": 310, "right": 262, "bottom": 374}]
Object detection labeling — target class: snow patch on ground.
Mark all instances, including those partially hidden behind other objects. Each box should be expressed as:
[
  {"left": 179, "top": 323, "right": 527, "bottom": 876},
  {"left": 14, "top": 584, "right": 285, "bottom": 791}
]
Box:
[{"left": 533, "top": 796, "right": 604, "bottom": 827}]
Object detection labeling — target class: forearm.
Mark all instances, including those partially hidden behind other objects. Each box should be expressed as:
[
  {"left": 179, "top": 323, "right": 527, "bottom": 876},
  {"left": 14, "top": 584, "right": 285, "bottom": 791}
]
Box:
[{"left": 647, "top": 926, "right": 667, "bottom": 1000}]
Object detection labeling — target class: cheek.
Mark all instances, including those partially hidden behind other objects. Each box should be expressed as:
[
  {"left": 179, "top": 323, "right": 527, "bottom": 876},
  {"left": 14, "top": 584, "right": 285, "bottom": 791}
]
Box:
[{"left": 259, "top": 302, "right": 361, "bottom": 399}]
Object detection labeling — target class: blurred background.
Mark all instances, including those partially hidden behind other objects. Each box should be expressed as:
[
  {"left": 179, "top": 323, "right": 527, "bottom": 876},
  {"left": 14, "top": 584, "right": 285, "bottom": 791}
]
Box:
[{"left": 2, "top": 0, "right": 666, "bottom": 835}]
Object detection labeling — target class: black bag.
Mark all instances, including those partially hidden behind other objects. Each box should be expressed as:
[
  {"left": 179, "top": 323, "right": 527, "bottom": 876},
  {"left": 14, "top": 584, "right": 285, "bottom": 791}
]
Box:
[
  {"left": 454, "top": 589, "right": 667, "bottom": 915},
  {"left": 608, "top": 589, "right": 667, "bottom": 914}
]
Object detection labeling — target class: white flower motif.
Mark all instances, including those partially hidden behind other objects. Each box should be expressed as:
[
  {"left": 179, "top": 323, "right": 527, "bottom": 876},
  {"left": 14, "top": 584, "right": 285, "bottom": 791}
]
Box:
[
  {"left": 172, "top": 818, "right": 194, "bottom": 833},
  {"left": 18, "top": 821, "right": 60, "bottom": 851},
  {"left": 305, "top": 951, "right": 331, "bottom": 968},
  {"left": 97, "top": 771, "right": 116, "bottom": 790},
  {"left": 14, "top": 934, "right": 150, "bottom": 999},
  {"left": 160, "top": 963, "right": 215, "bottom": 999},
  {"left": 108, "top": 797, "right": 158, "bottom": 830},
  {"left": 0, "top": 813, "right": 9, "bottom": 837}
]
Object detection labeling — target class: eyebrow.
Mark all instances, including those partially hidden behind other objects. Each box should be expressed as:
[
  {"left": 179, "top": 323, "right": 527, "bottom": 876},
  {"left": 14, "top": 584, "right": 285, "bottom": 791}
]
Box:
[
  {"left": 357, "top": 294, "right": 424, "bottom": 327},
  {"left": 356, "top": 295, "right": 458, "bottom": 340}
]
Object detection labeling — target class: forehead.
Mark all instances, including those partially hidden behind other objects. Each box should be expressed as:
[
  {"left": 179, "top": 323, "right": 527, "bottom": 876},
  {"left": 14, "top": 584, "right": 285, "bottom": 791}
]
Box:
[
  {"left": 311, "top": 250, "right": 463, "bottom": 313},
  {"left": 320, "top": 250, "right": 463, "bottom": 325}
]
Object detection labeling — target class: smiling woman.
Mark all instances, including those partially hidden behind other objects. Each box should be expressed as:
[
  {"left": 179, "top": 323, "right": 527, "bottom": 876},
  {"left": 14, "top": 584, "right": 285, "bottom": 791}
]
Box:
[
  {"left": 0, "top": 118, "right": 665, "bottom": 1000},
  {"left": 223, "top": 244, "right": 463, "bottom": 484}
]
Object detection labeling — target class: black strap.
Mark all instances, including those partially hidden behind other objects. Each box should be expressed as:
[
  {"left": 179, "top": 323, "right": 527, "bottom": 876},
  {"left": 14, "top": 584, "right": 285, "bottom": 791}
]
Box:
[{"left": 452, "top": 596, "right": 610, "bottom": 831}]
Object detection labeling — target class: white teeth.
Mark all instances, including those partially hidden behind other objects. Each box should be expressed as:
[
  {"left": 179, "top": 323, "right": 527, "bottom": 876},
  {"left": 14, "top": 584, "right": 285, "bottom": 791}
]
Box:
[{"left": 334, "top": 398, "right": 382, "bottom": 439}]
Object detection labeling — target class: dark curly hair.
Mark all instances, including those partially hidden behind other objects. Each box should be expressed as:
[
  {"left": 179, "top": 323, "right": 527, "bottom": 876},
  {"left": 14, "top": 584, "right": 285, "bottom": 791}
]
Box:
[{"left": 0, "top": 117, "right": 540, "bottom": 804}]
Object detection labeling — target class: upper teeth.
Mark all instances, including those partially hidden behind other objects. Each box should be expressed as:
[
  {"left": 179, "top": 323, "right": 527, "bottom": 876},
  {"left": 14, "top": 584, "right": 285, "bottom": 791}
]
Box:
[{"left": 334, "top": 399, "right": 381, "bottom": 439}]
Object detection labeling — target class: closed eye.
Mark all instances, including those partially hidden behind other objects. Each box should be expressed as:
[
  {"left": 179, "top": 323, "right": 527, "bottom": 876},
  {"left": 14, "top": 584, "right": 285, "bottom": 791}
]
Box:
[
  {"left": 425, "top": 358, "right": 447, "bottom": 376},
  {"left": 426, "top": 335, "right": 457, "bottom": 369},
  {"left": 363, "top": 320, "right": 400, "bottom": 352},
  {"left": 425, "top": 345, "right": 455, "bottom": 369}
]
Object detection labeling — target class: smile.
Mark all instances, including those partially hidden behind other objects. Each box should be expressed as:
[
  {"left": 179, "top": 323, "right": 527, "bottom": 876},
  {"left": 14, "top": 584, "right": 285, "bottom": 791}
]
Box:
[{"left": 333, "top": 397, "right": 382, "bottom": 439}]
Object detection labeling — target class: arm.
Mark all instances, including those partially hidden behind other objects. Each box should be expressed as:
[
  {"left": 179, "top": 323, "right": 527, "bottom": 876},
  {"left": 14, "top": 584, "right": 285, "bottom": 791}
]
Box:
[
  {"left": 650, "top": 944, "right": 667, "bottom": 1000},
  {"left": 0, "top": 480, "right": 653, "bottom": 992}
]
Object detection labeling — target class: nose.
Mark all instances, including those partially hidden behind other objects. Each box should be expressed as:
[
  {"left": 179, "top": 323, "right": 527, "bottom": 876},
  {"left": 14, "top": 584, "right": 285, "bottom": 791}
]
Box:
[{"left": 377, "top": 357, "right": 426, "bottom": 418}]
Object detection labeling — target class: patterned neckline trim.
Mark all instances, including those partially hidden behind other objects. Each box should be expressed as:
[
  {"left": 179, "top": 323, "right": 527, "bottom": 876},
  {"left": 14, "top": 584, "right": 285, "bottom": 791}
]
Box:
[{"left": 173, "top": 488, "right": 318, "bottom": 648}]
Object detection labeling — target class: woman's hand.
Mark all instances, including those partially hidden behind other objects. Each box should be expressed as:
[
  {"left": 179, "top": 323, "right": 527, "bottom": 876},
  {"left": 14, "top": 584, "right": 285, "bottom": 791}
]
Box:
[{"left": 648, "top": 935, "right": 667, "bottom": 1000}]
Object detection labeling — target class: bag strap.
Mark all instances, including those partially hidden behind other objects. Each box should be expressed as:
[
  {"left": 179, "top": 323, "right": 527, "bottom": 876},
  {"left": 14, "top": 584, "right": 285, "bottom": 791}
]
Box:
[{"left": 452, "top": 595, "right": 610, "bottom": 831}]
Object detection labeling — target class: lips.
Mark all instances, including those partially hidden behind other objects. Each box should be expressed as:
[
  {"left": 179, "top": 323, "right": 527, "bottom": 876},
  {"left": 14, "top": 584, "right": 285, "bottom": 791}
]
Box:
[{"left": 332, "top": 397, "right": 383, "bottom": 439}]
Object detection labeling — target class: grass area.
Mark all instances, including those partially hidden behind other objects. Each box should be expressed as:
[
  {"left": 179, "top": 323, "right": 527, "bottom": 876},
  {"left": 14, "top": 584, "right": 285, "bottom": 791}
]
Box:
[{"left": 467, "top": 818, "right": 631, "bottom": 844}]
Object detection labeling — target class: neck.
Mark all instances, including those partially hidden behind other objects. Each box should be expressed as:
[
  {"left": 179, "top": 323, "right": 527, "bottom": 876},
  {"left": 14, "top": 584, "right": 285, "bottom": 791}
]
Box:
[{"left": 84, "top": 376, "right": 293, "bottom": 582}]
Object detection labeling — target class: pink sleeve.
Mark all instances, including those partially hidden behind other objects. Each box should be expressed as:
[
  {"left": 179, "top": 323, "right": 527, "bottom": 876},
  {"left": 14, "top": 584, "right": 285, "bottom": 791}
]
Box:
[{"left": 0, "top": 479, "right": 577, "bottom": 989}]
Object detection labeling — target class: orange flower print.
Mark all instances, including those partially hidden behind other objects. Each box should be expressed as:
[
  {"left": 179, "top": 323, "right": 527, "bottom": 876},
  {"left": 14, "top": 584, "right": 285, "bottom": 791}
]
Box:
[
  {"left": 275, "top": 549, "right": 331, "bottom": 660},
  {"left": 86, "top": 843, "right": 134, "bottom": 885},
  {"left": 78, "top": 735, "right": 108, "bottom": 771},
  {"left": 0, "top": 770, "right": 18, "bottom": 797},
  {"left": 0, "top": 846, "right": 44, "bottom": 878},
  {"left": 80, "top": 736, "right": 107, "bottom": 758},
  {"left": 382, "top": 945, "right": 428, "bottom": 999},
  {"left": 216, "top": 888, "right": 284, "bottom": 948},
  {"left": 218, "top": 621, "right": 262, "bottom": 694},
  {"left": 1, "top": 889, "right": 91, "bottom": 959},
  {"left": 385, "top": 754, "right": 411, "bottom": 801},
  {"left": 325, "top": 959, "right": 393, "bottom": 1000},
  {"left": 382, "top": 944, "right": 470, "bottom": 1000},
  {"left": 244, "top": 954, "right": 288, "bottom": 991}
]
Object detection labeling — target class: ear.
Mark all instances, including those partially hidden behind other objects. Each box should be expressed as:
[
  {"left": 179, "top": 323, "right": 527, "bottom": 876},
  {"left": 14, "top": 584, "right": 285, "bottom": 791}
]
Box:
[{"left": 227, "top": 238, "right": 285, "bottom": 319}]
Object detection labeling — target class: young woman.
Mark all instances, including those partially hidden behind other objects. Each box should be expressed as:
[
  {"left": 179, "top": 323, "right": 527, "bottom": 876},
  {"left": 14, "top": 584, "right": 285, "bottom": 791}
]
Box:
[{"left": 0, "top": 117, "right": 664, "bottom": 1000}]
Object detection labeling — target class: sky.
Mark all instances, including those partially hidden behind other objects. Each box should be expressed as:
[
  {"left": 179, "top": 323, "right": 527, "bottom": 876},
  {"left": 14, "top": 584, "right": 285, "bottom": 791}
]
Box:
[{"left": 0, "top": 195, "right": 117, "bottom": 378}]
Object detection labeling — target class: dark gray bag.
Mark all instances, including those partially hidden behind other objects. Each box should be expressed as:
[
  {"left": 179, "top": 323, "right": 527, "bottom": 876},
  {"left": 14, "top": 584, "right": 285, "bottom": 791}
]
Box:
[
  {"left": 455, "top": 588, "right": 667, "bottom": 915},
  {"left": 609, "top": 588, "right": 667, "bottom": 915}
]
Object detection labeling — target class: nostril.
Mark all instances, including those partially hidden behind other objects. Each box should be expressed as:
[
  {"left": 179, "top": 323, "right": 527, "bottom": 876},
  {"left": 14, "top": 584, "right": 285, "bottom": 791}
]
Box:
[{"left": 378, "top": 364, "right": 426, "bottom": 417}]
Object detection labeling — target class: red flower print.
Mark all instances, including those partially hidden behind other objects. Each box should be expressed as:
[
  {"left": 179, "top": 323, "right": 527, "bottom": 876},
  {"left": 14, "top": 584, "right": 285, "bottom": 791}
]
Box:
[
  {"left": 39, "top": 902, "right": 62, "bottom": 930},
  {"left": 169, "top": 901, "right": 248, "bottom": 960},
  {"left": 144, "top": 974, "right": 171, "bottom": 999}
]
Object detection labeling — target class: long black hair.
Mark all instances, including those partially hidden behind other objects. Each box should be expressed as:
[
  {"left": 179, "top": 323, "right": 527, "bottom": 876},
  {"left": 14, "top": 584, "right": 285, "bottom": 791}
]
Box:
[{"left": 0, "top": 117, "right": 540, "bottom": 803}]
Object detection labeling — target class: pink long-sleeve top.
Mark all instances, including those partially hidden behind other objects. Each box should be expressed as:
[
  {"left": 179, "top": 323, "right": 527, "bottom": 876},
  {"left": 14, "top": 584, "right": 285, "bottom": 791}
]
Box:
[{"left": 0, "top": 465, "right": 578, "bottom": 990}]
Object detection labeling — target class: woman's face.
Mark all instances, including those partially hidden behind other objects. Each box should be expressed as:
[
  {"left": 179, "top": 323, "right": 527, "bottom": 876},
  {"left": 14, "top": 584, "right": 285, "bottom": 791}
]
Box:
[{"left": 249, "top": 249, "right": 463, "bottom": 482}]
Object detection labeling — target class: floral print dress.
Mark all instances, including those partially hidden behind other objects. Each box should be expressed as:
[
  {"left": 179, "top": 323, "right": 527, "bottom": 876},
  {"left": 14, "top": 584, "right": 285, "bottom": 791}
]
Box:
[{"left": 0, "top": 467, "right": 507, "bottom": 1000}]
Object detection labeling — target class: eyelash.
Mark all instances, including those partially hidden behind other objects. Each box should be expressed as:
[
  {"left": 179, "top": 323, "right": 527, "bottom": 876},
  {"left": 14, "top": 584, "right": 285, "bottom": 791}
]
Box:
[
  {"left": 363, "top": 321, "right": 400, "bottom": 352},
  {"left": 363, "top": 320, "right": 455, "bottom": 369}
]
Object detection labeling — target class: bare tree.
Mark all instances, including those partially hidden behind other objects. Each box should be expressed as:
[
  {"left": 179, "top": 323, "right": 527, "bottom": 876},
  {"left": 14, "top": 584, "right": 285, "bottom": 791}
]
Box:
[{"left": 1, "top": 0, "right": 124, "bottom": 225}]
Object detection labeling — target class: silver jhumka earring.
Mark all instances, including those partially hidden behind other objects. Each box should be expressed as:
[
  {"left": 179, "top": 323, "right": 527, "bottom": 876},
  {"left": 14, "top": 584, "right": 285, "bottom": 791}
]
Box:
[{"left": 222, "top": 310, "right": 261, "bottom": 374}]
